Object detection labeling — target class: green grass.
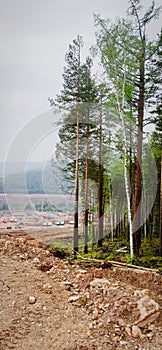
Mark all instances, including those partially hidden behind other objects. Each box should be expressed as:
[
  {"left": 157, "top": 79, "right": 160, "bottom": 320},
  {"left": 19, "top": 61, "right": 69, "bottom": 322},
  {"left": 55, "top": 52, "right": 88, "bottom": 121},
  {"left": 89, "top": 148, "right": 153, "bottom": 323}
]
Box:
[{"left": 47, "top": 235, "right": 162, "bottom": 269}]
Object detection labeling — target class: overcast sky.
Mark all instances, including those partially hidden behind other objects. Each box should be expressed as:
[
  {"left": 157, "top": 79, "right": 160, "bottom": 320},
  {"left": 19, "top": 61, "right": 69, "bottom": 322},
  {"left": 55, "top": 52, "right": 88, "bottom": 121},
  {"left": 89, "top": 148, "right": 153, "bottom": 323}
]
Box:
[{"left": 1, "top": 0, "right": 162, "bottom": 163}]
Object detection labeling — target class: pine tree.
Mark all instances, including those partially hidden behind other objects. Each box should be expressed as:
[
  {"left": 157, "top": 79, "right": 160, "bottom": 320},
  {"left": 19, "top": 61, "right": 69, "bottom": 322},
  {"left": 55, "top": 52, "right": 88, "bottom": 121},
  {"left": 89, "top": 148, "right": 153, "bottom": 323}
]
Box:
[
  {"left": 49, "top": 37, "right": 98, "bottom": 256},
  {"left": 49, "top": 36, "right": 83, "bottom": 257},
  {"left": 81, "top": 59, "right": 98, "bottom": 253}
]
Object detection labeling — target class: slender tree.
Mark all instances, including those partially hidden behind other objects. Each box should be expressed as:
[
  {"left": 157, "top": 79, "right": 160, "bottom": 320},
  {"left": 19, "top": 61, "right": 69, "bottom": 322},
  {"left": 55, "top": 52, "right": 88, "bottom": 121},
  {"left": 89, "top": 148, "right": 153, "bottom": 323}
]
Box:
[
  {"left": 160, "top": 150, "right": 162, "bottom": 256},
  {"left": 128, "top": 0, "right": 161, "bottom": 256},
  {"left": 97, "top": 88, "right": 104, "bottom": 246},
  {"left": 49, "top": 38, "right": 98, "bottom": 256},
  {"left": 49, "top": 35, "right": 83, "bottom": 257},
  {"left": 149, "top": 28, "right": 162, "bottom": 254},
  {"left": 95, "top": 17, "right": 136, "bottom": 256},
  {"left": 80, "top": 58, "right": 98, "bottom": 253}
]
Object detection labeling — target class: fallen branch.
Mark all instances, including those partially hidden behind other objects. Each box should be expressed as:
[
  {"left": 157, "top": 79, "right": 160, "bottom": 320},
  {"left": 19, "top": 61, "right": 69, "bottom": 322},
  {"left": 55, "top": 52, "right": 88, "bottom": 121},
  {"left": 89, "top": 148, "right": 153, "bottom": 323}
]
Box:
[{"left": 71, "top": 252, "right": 160, "bottom": 274}]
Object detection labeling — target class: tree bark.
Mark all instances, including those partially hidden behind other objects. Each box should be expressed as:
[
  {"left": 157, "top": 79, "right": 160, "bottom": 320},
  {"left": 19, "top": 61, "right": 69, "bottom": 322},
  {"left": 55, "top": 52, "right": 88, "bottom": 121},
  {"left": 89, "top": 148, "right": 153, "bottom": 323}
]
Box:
[
  {"left": 159, "top": 151, "right": 162, "bottom": 256},
  {"left": 84, "top": 122, "right": 89, "bottom": 253},
  {"left": 98, "top": 96, "right": 104, "bottom": 246},
  {"left": 73, "top": 37, "right": 82, "bottom": 258},
  {"left": 115, "top": 56, "right": 134, "bottom": 258},
  {"left": 133, "top": 36, "right": 145, "bottom": 257},
  {"left": 74, "top": 108, "right": 79, "bottom": 258}
]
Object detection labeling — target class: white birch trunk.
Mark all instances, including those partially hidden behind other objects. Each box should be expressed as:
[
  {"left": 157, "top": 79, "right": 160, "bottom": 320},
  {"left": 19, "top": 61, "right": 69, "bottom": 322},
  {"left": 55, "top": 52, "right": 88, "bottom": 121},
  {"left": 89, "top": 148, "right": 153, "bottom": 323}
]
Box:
[
  {"left": 110, "top": 197, "right": 114, "bottom": 241},
  {"left": 114, "top": 57, "right": 134, "bottom": 258}
]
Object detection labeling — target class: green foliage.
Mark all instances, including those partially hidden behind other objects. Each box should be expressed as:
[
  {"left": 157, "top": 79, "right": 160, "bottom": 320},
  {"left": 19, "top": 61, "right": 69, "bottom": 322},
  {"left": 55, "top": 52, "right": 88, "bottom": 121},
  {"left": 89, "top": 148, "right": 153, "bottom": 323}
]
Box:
[
  {"left": 72, "top": 236, "right": 162, "bottom": 268},
  {"left": 139, "top": 238, "right": 162, "bottom": 268},
  {"left": 48, "top": 242, "right": 72, "bottom": 256},
  {"left": 50, "top": 36, "right": 99, "bottom": 194},
  {"left": 35, "top": 202, "right": 57, "bottom": 212},
  {"left": 139, "top": 255, "right": 162, "bottom": 269},
  {"left": 147, "top": 28, "right": 162, "bottom": 119},
  {"left": 47, "top": 5, "right": 162, "bottom": 262},
  {"left": 125, "top": 254, "right": 137, "bottom": 265}
]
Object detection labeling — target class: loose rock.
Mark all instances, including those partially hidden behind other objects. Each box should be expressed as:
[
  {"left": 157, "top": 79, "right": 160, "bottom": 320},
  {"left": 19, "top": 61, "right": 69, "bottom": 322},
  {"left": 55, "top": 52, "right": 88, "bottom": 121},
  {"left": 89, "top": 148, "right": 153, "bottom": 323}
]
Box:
[
  {"left": 28, "top": 295, "right": 36, "bottom": 304},
  {"left": 90, "top": 278, "right": 110, "bottom": 288},
  {"left": 132, "top": 325, "right": 142, "bottom": 338},
  {"left": 68, "top": 294, "right": 87, "bottom": 306},
  {"left": 135, "top": 295, "right": 160, "bottom": 328}
]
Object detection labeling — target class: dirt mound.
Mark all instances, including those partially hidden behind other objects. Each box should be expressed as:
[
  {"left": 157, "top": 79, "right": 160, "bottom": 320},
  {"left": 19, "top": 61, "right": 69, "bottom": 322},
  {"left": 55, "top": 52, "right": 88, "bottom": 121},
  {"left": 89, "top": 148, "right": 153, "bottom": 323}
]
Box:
[{"left": 0, "top": 232, "right": 162, "bottom": 350}]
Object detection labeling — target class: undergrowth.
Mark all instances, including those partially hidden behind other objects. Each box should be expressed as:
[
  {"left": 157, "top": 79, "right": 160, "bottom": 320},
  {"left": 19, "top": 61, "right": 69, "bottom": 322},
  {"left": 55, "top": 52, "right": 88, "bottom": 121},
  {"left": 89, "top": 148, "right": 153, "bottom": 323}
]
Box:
[{"left": 48, "top": 236, "right": 162, "bottom": 269}]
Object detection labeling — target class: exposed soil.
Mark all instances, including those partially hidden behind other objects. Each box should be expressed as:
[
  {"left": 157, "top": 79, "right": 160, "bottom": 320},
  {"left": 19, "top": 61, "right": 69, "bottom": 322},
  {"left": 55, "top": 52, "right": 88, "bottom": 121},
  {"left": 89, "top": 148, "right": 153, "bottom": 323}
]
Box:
[{"left": 0, "top": 230, "right": 162, "bottom": 350}]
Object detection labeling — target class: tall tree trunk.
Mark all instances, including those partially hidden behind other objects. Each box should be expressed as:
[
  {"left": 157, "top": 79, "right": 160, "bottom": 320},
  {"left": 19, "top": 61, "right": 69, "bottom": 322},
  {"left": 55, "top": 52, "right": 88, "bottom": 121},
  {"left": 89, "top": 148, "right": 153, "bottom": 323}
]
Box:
[
  {"left": 129, "top": 117, "right": 134, "bottom": 215},
  {"left": 159, "top": 151, "right": 162, "bottom": 256},
  {"left": 84, "top": 122, "right": 89, "bottom": 253},
  {"left": 73, "top": 37, "right": 82, "bottom": 258},
  {"left": 98, "top": 96, "right": 104, "bottom": 246},
  {"left": 74, "top": 108, "right": 79, "bottom": 258},
  {"left": 115, "top": 56, "right": 134, "bottom": 258},
  {"left": 92, "top": 186, "right": 96, "bottom": 249},
  {"left": 133, "top": 36, "right": 145, "bottom": 257},
  {"left": 123, "top": 137, "right": 134, "bottom": 258},
  {"left": 110, "top": 196, "right": 114, "bottom": 241}
]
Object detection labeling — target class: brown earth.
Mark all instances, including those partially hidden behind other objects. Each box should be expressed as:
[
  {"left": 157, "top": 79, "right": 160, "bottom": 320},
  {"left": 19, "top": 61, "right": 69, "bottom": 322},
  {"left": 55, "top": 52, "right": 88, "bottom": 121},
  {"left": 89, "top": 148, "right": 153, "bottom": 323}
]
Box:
[{"left": 0, "top": 231, "right": 162, "bottom": 350}]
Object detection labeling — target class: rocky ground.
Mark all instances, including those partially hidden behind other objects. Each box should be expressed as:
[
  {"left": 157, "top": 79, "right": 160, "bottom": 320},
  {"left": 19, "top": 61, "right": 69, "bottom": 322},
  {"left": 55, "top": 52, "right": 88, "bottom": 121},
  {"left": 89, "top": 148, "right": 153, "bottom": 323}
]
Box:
[{"left": 0, "top": 231, "right": 162, "bottom": 350}]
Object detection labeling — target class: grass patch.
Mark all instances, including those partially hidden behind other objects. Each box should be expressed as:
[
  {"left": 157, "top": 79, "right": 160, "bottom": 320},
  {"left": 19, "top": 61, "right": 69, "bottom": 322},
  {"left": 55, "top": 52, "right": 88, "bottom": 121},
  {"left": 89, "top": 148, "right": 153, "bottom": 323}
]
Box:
[{"left": 48, "top": 235, "right": 162, "bottom": 269}]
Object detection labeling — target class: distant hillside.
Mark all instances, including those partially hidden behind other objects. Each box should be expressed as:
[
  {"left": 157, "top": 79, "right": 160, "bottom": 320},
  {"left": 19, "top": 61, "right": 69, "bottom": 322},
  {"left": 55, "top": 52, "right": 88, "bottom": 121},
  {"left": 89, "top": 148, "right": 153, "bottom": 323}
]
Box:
[
  {"left": 0, "top": 161, "right": 70, "bottom": 194},
  {"left": 0, "top": 161, "right": 45, "bottom": 176}
]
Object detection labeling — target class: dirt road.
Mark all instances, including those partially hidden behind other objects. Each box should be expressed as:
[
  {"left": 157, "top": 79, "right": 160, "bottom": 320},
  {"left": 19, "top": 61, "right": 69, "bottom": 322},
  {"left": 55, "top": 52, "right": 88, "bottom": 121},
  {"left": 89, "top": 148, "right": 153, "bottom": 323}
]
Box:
[{"left": 0, "top": 232, "right": 162, "bottom": 349}]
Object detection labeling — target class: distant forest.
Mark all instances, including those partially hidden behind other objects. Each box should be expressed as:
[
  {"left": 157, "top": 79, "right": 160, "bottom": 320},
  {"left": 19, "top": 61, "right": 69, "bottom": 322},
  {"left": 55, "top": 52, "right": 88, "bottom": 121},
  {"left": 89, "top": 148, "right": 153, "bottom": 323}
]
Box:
[{"left": 0, "top": 165, "right": 64, "bottom": 194}]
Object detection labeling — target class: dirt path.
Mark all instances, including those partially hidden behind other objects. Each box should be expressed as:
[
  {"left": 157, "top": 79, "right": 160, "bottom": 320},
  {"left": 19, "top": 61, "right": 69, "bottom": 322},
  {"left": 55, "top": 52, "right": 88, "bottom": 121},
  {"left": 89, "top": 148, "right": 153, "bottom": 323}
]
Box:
[{"left": 0, "top": 232, "right": 162, "bottom": 350}]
